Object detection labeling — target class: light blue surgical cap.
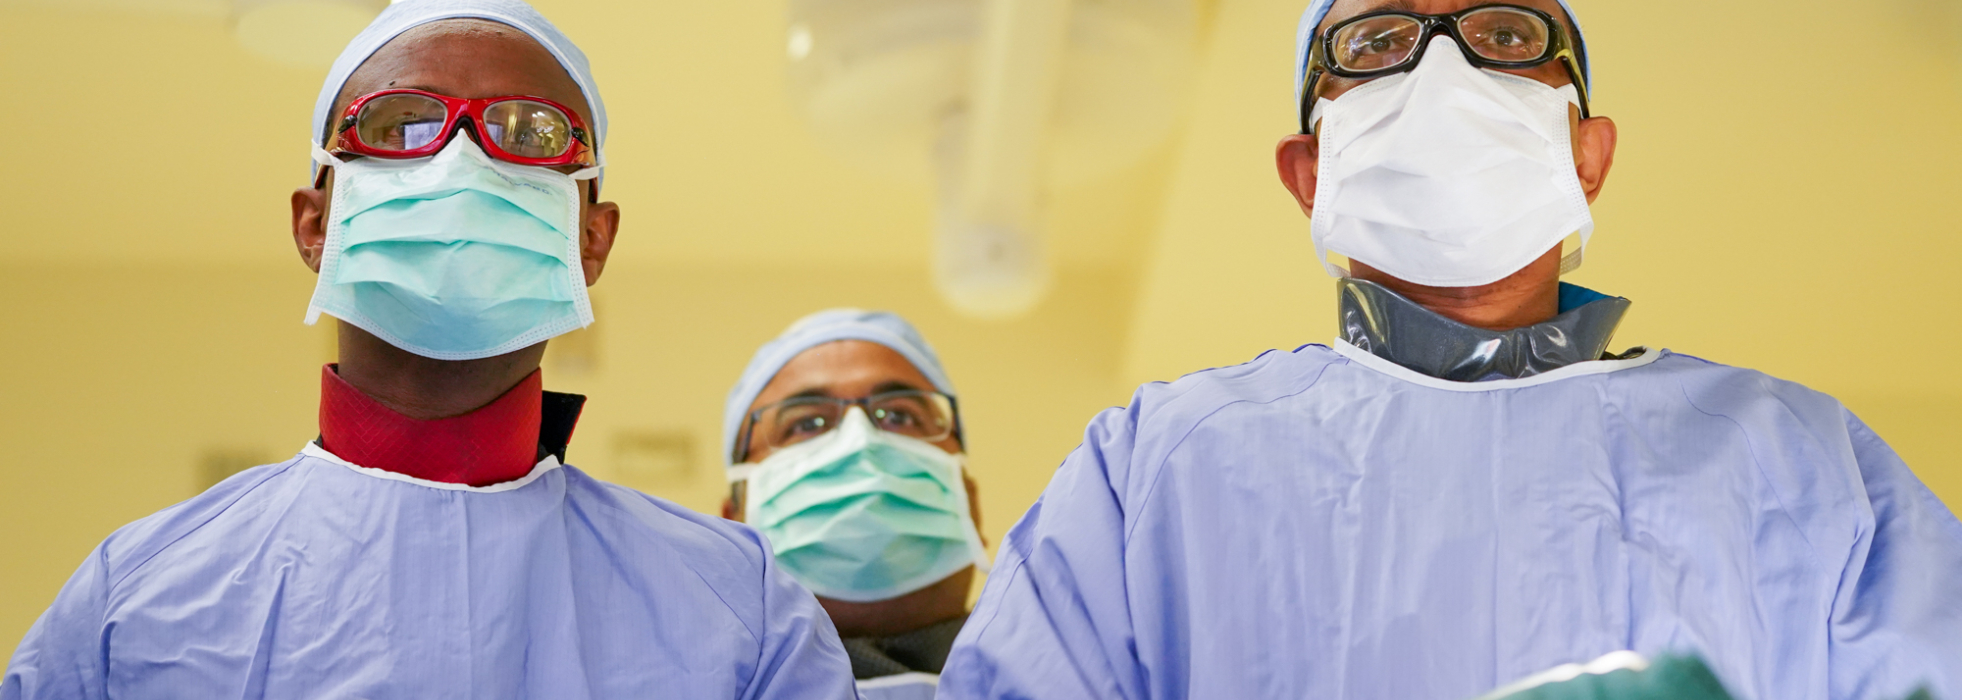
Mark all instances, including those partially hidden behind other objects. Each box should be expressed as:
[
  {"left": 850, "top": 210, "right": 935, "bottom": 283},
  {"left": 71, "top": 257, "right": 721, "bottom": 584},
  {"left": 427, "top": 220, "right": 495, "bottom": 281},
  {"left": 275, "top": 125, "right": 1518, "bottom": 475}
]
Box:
[
  {"left": 723, "top": 309, "right": 959, "bottom": 466},
  {"left": 309, "top": 0, "right": 607, "bottom": 186},
  {"left": 1294, "top": 0, "right": 1591, "bottom": 107}
]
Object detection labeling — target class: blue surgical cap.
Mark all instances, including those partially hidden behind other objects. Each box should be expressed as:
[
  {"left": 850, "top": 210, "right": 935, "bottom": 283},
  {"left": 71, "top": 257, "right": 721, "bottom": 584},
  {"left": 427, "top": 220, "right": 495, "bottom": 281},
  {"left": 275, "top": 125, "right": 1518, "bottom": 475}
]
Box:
[
  {"left": 309, "top": 0, "right": 608, "bottom": 185},
  {"left": 723, "top": 309, "right": 959, "bottom": 466},
  {"left": 1294, "top": 0, "right": 1591, "bottom": 107}
]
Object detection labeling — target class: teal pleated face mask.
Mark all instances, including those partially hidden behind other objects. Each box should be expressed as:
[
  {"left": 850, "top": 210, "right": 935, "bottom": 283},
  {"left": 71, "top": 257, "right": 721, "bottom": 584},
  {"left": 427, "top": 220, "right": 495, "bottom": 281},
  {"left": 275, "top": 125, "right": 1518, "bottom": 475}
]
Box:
[
  {"left": 734, "top": 407, "right": 991, "bottom": 602},
  {"left": 305, "top": 137, "right": 596, "bottom": 360}
]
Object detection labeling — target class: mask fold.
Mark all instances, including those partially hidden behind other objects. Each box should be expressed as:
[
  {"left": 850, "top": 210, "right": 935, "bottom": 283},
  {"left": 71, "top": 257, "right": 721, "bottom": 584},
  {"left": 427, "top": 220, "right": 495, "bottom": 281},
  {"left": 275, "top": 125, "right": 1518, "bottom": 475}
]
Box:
[
  {"left": 738, "top": 408, "right": 991, "bottom": 603},
  {"left": 305, "top": 137, "right": 592, "bottom": 361}
]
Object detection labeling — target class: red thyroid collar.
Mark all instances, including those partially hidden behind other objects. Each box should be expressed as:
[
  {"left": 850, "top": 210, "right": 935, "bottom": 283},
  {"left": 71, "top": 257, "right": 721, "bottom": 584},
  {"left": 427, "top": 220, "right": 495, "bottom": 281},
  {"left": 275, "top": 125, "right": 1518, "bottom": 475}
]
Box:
[{"left": 318, "top": 365, "right": 544, "bottom": 487}]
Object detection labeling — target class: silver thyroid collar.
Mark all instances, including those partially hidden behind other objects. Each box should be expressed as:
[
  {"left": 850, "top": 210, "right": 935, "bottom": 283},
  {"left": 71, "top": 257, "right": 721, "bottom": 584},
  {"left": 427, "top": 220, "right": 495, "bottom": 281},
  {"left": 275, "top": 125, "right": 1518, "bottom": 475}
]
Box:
[{"left": 1337, "top": 278, "right": 1633, "bottom": 382}]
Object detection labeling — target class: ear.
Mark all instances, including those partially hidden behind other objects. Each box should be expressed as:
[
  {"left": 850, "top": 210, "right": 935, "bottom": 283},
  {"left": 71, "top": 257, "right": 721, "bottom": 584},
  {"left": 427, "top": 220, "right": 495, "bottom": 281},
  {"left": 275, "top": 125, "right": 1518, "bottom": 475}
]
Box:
[
  {"left": 1573, "top": 113, "right": 1618, "bottom": 205},
  {"left": 1276, "top": 133, "right": 1321, "bottom": 218},
  {"left": 578, "top": 188, "right": 621, "bottom": 287},
  {"left": 291, "top": 178, "right": 329, "bottom": 273}
]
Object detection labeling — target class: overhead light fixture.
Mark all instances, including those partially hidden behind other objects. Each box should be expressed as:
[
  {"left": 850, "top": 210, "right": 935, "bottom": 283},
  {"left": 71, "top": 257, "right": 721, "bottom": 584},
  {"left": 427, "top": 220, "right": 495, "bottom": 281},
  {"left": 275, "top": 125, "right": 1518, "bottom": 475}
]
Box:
[
  {"left": 233, "top": 0, "right": 388, "bottom": 68},
  {"left": 786, "top": 0, "right": 1197, "bottom": 319}
]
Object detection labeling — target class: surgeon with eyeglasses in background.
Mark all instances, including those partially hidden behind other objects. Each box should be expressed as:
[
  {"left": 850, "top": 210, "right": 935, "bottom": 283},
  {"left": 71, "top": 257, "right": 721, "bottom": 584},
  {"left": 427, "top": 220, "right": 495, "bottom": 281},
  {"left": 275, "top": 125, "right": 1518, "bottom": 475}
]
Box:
[{"left": 723, "top": 309, "right": 993, "bottom": 700}]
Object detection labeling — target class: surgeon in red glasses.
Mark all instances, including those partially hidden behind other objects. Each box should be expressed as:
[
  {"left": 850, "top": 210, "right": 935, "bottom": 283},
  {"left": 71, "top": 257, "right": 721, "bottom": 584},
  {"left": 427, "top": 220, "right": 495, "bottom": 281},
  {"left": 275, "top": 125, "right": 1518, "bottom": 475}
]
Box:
[{"left": 1, "top": 2, "right": 855, "bottom": 698}]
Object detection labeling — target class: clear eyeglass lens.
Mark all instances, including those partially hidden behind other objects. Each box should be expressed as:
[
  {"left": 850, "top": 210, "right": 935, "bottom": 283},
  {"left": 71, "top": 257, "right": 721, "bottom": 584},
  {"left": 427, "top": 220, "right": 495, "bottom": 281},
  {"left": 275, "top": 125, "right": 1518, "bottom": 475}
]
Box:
[
  {"left": 355, "top": 93, "right": 449, "bottom": 152},
  {"left": 767, "top": 400, "right": 840, "bottom": 450},
  {"left": 483, "top": 100, "right": 574, "bottom": 159},
  {"left": 761, "top": 393, "right": 954, "bottom": 450},
  {"left": 867, "top": 393, "right": 953, "bottom": 441},
  {"left": 1333, "top": 15, "right": 1423, "bottom": 72},
  {"left": 1458, "top": 7, "right": 1551, "bottom": 62}
]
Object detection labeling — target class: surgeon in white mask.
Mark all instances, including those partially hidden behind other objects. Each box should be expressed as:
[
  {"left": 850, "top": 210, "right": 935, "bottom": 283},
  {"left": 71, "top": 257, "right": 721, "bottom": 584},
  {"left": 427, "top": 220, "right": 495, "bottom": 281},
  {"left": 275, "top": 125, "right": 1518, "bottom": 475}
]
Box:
[
  {"left": 723, "top": 309, "right": 992, "bottom": 700},
  {"left": 936, "top": 1, "right": 1962, "bottom": 698},
  {"left": 1280, "top": 0, "right": 1614, "bottom": 318}
]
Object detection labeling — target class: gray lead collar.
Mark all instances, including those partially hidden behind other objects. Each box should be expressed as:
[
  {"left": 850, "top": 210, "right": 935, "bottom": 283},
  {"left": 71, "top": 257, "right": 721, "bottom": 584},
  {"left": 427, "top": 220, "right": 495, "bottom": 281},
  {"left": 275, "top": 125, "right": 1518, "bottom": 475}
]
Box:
[{"left": 1337, "top": 278, "right": 1632, "bottom": 382}]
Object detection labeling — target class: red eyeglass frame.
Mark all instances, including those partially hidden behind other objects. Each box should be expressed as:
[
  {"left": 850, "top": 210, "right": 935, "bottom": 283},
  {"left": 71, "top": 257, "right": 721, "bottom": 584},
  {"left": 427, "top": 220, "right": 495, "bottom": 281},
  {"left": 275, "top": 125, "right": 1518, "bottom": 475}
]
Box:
[{"left": 325, "top": 88, "right": 597, "bottom": 169}]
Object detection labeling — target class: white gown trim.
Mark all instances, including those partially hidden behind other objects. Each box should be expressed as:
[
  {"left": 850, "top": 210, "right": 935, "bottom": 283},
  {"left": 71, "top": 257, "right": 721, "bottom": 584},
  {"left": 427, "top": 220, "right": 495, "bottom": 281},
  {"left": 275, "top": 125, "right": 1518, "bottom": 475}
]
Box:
[
  {"left": 299, "top": 441, "right": 565, "bottom": 493},
  {"left": 1329, "top": 338, "right": 1664, "bottom": 392},
  {"left": 857, "top": 672, "right": 939, "bottom": 689},
  {"left": 856, "top": 671, "right": 940, "bottom": 700}
]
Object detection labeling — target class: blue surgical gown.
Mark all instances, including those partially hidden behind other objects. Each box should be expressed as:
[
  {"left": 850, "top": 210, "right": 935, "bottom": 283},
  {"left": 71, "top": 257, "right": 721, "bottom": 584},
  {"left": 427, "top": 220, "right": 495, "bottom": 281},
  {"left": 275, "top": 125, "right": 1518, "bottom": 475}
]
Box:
[
  {"left": 939, "top": 343, "right": 1962, "bottom": 700},
  {"left": 3, "top": 444, "right": 856, "bottom": 699}
]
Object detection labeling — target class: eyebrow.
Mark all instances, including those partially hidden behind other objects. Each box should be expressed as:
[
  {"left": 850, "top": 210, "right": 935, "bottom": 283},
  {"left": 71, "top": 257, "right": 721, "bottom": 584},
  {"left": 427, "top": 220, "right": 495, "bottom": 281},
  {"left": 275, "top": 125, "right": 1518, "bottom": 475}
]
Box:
[
  {"left": 872, "top": 380, "right": 927, "bottom": 395},
  {"left": 776, "top": 379, "right": 930, "bottom": 404},
  {"left": 1329, "top": 1, "right": 1576, "bottom": 39},
  {"left": 383, "top": 81, "right": 447, "bottom": 94},
  {"left": 1354, "top": 0, "right": 1419, "bottom": 16},
  {"left": 782, "top": 387, "right": 832, "bottom": 402},
  {"left": 1320, "top": 0, "right": 1416, "bottom": 33},
  {"left": 1342, "top": 0, "right": 1547, "bottom": 24}
]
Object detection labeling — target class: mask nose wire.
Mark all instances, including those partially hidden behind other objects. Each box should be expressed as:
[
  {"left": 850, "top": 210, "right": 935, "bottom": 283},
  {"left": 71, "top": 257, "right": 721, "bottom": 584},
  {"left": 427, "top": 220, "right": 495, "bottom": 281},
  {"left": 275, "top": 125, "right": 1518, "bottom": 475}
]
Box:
[
  {"left": 1308, "top": 33, "right": 1469, "bottom": 135},
  {"left": 1417, "top": 33, "right": 1472, "bottom": 70},
  {"left": 448, "top": 114, "right": 488, "bottom": 150}
]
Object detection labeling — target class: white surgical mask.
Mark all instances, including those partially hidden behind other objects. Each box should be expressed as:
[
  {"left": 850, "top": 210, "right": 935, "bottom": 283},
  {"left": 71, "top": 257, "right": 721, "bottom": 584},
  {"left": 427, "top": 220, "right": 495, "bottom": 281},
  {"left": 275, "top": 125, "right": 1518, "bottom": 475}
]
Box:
[
  {"left": 305, "top": 138, "right": 598, "bottom": 361},
  {"left": 1309, "top": 35, "right": 1592, "bottom": 288}
]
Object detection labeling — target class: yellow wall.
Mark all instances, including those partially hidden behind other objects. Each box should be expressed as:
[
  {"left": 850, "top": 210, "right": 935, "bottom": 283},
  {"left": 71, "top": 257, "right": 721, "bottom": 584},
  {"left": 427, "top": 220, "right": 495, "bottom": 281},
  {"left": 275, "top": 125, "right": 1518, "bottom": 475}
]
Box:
[{"left": 4, "top": 0, "right": 1961, "bottom": 662}]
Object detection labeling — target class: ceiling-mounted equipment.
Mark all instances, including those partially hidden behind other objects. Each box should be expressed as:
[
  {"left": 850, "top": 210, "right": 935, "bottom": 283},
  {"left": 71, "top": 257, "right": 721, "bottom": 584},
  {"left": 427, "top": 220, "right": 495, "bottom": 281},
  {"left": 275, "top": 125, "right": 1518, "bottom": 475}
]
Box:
[
  {"left": 233, "top": 0, "right": 390, "bottom": 68},
  {"left": 787, "top": 0, "right": 1198, "bottom": 319}
]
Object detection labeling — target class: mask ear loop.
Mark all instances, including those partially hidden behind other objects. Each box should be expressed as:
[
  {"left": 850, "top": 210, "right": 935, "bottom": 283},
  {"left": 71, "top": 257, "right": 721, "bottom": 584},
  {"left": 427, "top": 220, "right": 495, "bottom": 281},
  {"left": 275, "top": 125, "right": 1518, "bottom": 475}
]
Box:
[
  {"left": 568, "top": 151, "right": 605, "bottom": 181},
  {"left": 948, "top": 458, "right": 993, "bottom": 573},
  {"left": 1559, "top": 245, "right": 1586, "bottom": 275},
  {"left": 310, "top": 142, "right": 347, "bottom": 189},
  {"left": 726, "top": 461, "right": 760, "bottom": 524},
  {"left": 569, "top": 152, "right": 605, "bottom": 203},
  {"left": 303, "top": 142, "right": 350, "bottom": 327},
  {"left": 311, "top": 142, "right": 347, "bottom": 170},
  {"left": 1307, "top": 97, "right": 1350, "bottom": 279},
  {"left": 1550, "top": 82, "right": 1588, "bottom": 277}
]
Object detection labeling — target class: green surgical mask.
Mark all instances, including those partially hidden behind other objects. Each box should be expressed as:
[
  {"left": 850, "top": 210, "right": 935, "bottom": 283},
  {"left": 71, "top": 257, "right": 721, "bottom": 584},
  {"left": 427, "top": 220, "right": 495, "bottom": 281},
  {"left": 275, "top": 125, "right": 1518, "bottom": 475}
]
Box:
[
  {"left": 305, "top": 137, "right": 596, "bottom": 361},
  {"left": 733, "top": 407, "right": 990, "bottom": 602}
]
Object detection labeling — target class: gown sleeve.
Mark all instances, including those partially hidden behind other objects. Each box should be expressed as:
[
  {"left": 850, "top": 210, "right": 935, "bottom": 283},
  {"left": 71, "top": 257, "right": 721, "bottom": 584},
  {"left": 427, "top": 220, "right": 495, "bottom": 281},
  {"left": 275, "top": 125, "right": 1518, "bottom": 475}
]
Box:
[
  {"left": 1827, "top": 412, "right": 1962, "bottom": 700},
  {"left": 2, "top": 545, "right": 111, "bottom": 700},
  {"left": 740, "top": 533, "right": 861, "bottom": 700},
  {"left": 938, "top": 405, "right": 1149, "bottom": 700}
]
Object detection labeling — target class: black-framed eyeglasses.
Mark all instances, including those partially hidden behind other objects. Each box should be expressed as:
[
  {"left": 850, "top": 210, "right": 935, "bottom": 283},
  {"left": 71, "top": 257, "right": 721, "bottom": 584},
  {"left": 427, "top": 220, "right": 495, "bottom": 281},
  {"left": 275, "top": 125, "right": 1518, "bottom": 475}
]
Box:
[
  {"left": 1298, "top": 3, "right": 1590, "bottom": 134},
  {"left": 736, "top": 390, "right": 959, "bottom": 462}
]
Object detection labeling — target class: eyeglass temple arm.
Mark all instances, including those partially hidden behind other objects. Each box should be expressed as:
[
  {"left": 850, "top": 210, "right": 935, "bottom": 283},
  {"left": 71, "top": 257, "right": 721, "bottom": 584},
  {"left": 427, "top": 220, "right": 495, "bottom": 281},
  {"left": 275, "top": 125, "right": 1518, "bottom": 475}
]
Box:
[
  {"left": 1299, "top": 67, "right": 1323, "bottom": 135},
  {"left": 1558, "top": 52, "right": 1592, "bottom": 120},
  {"left": 1299, "top": 30, "right": 1328, "bottom": 134}
]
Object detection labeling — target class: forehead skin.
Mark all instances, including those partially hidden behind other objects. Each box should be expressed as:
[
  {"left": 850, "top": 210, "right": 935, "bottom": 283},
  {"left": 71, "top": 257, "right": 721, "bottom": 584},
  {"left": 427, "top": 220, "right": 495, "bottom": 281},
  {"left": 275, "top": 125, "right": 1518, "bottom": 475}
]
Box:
[
  {"left": 327, "top": 19, "right": 591, "bottom": 137},
  {"left": 741, "top": 340, "right": 958, "bottom": 461}
]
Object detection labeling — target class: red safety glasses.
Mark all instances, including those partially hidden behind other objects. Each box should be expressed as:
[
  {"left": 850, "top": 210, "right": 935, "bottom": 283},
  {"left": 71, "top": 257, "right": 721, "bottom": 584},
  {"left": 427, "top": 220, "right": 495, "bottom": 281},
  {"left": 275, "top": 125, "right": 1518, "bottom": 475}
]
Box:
[{"left": 324, "top": 89, "right": 597, "bottom": 169}]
